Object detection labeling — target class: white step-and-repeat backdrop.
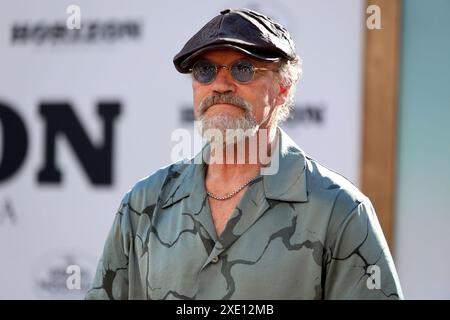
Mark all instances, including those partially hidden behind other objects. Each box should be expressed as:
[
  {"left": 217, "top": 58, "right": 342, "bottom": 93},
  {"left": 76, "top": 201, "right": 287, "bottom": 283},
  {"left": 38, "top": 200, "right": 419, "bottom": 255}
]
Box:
[{"left": 0, "top": 0, "right": 364, "bottom": 299}]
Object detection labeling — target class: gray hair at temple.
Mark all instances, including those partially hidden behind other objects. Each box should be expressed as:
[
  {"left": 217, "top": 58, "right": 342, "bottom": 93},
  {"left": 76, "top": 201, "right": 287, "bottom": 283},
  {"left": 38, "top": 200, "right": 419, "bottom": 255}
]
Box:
[{"left": 274, "top": 55, "right": 303, "bottom": 124}]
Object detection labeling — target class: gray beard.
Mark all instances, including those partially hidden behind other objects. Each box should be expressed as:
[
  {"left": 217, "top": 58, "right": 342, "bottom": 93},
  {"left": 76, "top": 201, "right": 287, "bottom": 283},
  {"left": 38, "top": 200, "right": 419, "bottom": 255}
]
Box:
[{"left": 197, "top": 112, "right": 259, "bottom": 146}]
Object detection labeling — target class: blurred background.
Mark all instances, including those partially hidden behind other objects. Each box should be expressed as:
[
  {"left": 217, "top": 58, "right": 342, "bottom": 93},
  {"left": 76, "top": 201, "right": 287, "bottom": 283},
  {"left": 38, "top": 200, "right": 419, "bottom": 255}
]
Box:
[{"left": 0, "top": 0, "right": 448, "bottom": 299}]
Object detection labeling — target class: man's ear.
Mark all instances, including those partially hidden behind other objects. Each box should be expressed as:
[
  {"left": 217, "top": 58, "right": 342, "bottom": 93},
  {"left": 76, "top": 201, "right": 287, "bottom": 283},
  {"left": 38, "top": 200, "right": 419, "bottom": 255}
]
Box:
[{"left": 276, "top": 79, "right": 291, "bottom": 106}]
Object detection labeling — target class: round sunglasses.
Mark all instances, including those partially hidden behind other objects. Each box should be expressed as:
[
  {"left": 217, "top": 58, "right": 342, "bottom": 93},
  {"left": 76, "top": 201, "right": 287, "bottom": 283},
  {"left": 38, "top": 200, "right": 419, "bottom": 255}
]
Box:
[{"left": 190, "top": 59, "right": 274, "bottom": 84}]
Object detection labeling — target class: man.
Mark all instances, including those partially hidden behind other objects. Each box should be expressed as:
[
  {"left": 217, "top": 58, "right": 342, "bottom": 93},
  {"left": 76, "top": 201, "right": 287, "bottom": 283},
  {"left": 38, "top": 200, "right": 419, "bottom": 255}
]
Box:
[{"left": 86, "top": 8, "right": 403, "bottom": 300}]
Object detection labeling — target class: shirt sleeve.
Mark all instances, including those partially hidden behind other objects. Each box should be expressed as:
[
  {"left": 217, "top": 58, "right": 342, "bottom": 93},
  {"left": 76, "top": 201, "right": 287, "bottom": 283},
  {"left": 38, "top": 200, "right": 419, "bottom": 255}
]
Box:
[
  {"left": 85, "top": 196, "right": 131, "bottom": 300},
  {"left": 323, "top": 199, "right": 404, "bottom": 299}
]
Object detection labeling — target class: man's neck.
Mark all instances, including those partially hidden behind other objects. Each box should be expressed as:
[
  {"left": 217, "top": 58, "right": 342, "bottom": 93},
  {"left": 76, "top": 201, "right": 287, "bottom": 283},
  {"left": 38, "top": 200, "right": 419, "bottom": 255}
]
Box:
[{"left": 205, "top": 126, "right": 278, "bottom": 182}]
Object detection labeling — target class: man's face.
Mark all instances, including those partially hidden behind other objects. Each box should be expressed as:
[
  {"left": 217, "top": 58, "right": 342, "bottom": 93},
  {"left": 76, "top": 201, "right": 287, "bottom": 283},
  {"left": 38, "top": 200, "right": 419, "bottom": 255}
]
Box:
[{"left": 192, "top": 49, "right": 286, "bottom": 140}]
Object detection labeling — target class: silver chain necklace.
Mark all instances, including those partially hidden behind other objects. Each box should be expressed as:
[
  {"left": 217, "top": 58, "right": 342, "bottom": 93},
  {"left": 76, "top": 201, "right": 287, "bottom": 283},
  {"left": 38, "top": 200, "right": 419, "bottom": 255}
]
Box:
[{"left": 206, "top": 176, "right": 257, "bottom": 201}]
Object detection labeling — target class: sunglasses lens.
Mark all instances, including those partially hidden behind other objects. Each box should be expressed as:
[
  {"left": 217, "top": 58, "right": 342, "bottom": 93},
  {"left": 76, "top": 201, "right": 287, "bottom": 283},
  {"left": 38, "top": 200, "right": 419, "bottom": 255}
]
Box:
[
  {"left": 231, "top": 60, "right": 255, "bottom": 83},
  {"left": 193, "top": 60, "right": 216, "bottom": 83}
]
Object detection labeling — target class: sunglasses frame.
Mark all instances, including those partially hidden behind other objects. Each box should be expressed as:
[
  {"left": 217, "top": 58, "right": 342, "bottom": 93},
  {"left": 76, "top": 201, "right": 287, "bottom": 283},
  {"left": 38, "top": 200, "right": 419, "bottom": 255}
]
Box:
[{"left": 190, "top": 59, "right": 274, "bottom": 84}]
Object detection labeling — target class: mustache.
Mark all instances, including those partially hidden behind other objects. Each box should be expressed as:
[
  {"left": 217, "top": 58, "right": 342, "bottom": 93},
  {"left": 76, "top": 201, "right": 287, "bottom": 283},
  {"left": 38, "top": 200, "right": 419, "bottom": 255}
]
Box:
[{"left": 199, "top": 93, "right": 253, "bottom": 115}]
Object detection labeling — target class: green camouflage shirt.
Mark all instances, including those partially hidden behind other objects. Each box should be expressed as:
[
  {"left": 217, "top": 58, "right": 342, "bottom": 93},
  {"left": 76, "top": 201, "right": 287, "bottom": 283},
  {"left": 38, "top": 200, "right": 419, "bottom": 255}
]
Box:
[{"left": 86, "top": 128, "right": 403, "bottom": 300}]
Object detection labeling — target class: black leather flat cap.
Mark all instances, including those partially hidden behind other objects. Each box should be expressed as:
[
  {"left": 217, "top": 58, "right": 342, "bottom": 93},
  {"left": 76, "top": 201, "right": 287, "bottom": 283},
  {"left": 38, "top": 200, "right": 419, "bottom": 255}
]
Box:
[{"left": 173, "top": 8, "right": 297, "bottom": 73}]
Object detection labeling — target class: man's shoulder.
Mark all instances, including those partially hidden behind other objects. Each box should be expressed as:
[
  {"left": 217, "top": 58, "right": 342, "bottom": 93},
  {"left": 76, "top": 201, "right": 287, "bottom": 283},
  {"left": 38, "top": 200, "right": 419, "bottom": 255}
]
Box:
[
  {"left": 303, "top": 154, "right": 369, "bottom": 217},
  {"left": 279, "top": 129, "right": 367, "bottom": 213},
  {"left": 122, "top": 159, "right": 192, "bottom": 212},
  {"left": 300, "top": 154, "right": 378, "bottom": 246}
]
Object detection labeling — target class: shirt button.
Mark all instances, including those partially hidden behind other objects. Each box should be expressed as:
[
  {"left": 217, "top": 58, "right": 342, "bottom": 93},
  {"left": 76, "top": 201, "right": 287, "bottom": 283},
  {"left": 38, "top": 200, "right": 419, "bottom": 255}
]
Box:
[{"left": 211, "top": 256, "right": 220, "bottom": 264}]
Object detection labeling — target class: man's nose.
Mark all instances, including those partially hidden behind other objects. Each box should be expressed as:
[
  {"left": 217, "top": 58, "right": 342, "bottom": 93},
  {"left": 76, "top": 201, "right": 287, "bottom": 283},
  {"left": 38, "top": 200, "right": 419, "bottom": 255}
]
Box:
[{"left": 211, "top": 67, "right": 236, "bottom": 94}]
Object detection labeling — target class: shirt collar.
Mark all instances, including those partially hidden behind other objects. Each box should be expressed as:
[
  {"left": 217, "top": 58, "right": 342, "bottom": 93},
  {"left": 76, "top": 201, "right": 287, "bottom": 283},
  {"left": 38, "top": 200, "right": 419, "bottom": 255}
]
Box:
[
  {"left": 161, "top": 127, "right": 308, "bottom": 209},
  {"left": 160, "top": 145, "right": 206, "bottom": 209},
  {"left": 263, "top": 127, "right": 308, "bottom": 202}
]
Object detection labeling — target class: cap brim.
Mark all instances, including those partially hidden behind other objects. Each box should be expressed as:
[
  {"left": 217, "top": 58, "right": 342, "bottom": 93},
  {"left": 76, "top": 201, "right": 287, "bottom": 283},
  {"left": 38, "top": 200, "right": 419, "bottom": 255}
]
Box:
[{"left": 175, "top": 43, "right": 281, "bottom": 73}]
